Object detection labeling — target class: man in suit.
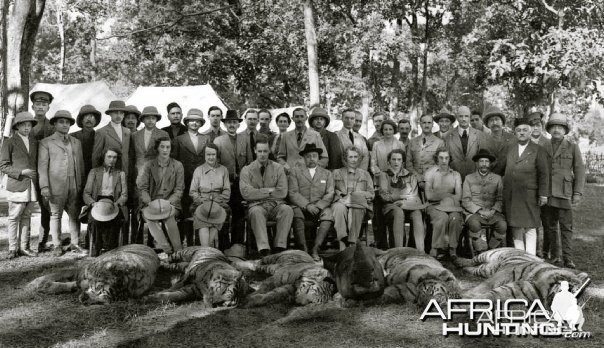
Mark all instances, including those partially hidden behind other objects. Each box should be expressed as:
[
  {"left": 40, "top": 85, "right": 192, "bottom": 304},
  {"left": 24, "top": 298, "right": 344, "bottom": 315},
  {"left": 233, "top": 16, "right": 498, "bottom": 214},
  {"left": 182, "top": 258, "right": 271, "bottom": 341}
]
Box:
[
  {"left": 172, "top": 108, "right": 208, "bottom": 245},
  {"left": 132, "top": 106, "right": 170, "bottom": 175},
  {"left": 71, "top": 105, "right": 102, "bottom": 177},
  {"left": 397, "top": 118, "right": 411, "bottom": 147},
  {"left": 309, "top": 107, "right": 343, "bottom": 170},
  {"left": 137, "top": 137, "right": 185, "bottom": 254},
  {"left": 92, "top": 100, "right": 132, "bottom": 179},
  {"left": 258, "top": 109, "right": 277, "bottom": 146},
  {"left": 162, "top": 102, "right": 187, "bottom": 140},
  {"left": 29, "top": 91, "right": 54, "bottom": 252},
  {"left": 202, "top": 106, "right": 226, "bottom": 143},
  {"left": 122, "top": 105, "right": 141, "bottom": 133},
  {"left": 214, "top": 110, "right": 252, "bottom": 246},
  {"left": 541, "top": 113, "right": 585, "bottom": 268},
  {"left": 278, "top": 108, "right": 328, "bottom": 173},
  {"left": 434, "top": 108, "right": 454, "bottom": 139},
  {"left": 38, "top": 110, "right": 86, "bottom": 256},
  {"left": 406, "top": 114, "right": 444, "bottom": 190},
  {"left": 367, "top": 112, "right": 386, "bottom": 151},
  {"left": 240, "top": 138, "right": 293, "bottom": 256},
  {"left": 288, "top": 143, "right": 335, "bottom": 257},
  {"left": 443, "top": 105, "right": 492, "bottom": 180},
  {"left": 0, "top": 112, "right": 39, "bottom": 258},
  {"left": 336, "top": 109, "right": 369, "bottom": 171},
  {"left": 501, "top": 118, "right": 550, "bottom": 256},
  {"left": 528, "top": 111, "right": 551, "bottom": 147},
  {"left": 241, "top": 109, "right": 260, "bottom": 162},
  {"left": 483, "top": 105, "right": 515, "bottom": 176}
]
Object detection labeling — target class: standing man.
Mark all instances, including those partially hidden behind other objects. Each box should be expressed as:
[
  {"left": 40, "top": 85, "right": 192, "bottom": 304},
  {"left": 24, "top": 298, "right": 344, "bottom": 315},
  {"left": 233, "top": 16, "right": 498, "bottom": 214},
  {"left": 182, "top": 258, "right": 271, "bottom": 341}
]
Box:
[
  {"left": 240, "top": 138, "right": 293, "bottom": 256},
  {"left": 483, "top": 105, "right": 515, "bottom": 176},
  {"left": 162, "top": 102, "right": 187, "bottom": 140},
  {"left": 336, "top": 109, "right": 370, "bottom": 171},
  {"left": 71, "top": 105, "right": 101, "bottom": 177},
  {"left": 202, "top": 106, "right": 226, "bottom": 143},
  {"left": 528, "top": 111, "right": 551, "bottom": 147},
  {"left": 444, "top": 105, "right": 493, "bottom": 180},
  {"left": 470, "top": 109, "right": 491, "bottom": 134},
  {"left": 309, "top": 107, "right": 343, "bottom": 170},
  {"left": 242, "top": 109, "right": 260, "bottom": 162},
  {"left": 132, "top": 106, "right": 169, "bottom": 175},
  {"left": 434, "top": 108, "right": 455, "bottom": 139},
  {"left": 397, "top": 119, "right": 412, "bottom": 147},
  {"left": 541, "top": 113, "right": 585, "bottom": 268},
  {"left": 501, "top": 118, "right": 550, "bottom": 255},
  {"left": 92, "top": 100, "right": 132, "bottom": 179},
  {"left": 406, "top": 114, "right": 444, "bottom": 191},
  {"left": 122, "top": 105, "right": 141, "bottom": 133},
  {"left": 367, "top": 112, "right": 386, "bottom": 151},
  {"left": 278, "top": 107, "right": 328, "bottom": 173},
  {"left": 288, "top": 143, "right": 335, "bottom": 256},
  {"left": 353, "top": 111, "right": 363, "bottom": 133},
  {"left": 38, "top": 111, "right": 86, "bottom": 256},
  {"left": 258, "top": 109, "right": 277, "bottom": 146},
  {"left": 29, "top": 90, "right": 54, "bottom": 252}
]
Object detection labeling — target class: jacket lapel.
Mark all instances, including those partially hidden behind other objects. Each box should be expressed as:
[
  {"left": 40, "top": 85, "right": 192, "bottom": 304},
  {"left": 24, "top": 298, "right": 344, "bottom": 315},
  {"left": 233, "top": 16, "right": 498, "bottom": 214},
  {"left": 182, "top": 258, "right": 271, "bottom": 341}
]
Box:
[
  {"left": 553, "top": 139, "right": 568, "bottom": 159},
  {"left": 13, "top": 135, "right": 29, "bottom": 155},
  {"left": 150, "top": 161, "right": 161, "bottom": 185},
  {"left": 301, "top": 167, "right": 313, "bottom": 183},
  {"left": 105, "top": 124, "right": 122, "bottom": 144},
  {"left": 448, "top": 131, "right": 462, "bottom": 155},
  {"left": 182, "top": 133, "right": 196, "bottom": 154},
  {"left": 517, "top": 143, "right": 533, "bottom": 162}
]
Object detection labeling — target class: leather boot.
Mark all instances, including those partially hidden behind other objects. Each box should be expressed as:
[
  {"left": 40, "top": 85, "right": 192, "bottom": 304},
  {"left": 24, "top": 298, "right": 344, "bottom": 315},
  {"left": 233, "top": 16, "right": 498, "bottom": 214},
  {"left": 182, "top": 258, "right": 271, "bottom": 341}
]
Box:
[
  {"left": 293, "top": 218, "right": 308, "bottom": 252},
  {"left": 311, "top": 221, "right": 332, "bottom": 260}
]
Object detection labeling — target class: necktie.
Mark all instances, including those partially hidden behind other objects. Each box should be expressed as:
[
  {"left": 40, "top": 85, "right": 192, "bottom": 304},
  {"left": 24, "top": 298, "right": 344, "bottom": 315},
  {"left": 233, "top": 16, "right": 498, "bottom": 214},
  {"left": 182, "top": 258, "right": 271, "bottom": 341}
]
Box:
[
  {"left": 260, "top": 165, "right": 265, "bottom": 177},
  {"left": 63, "top": 135, "right": 69, "bottom": 144},
  {"left": 349, "top": 130, "right": 354, "bottom": 145},
  {"left": 422, "top": 137, "right": 426, "bottom": 145},
  {"left": 297, "top": 132, "right": 302, "bottom": 146},
  {"left": 461, "top": 130, "right": 468, "bottom": 155},
  {"left": 250, "top": 131, "right": 256, "bottom": 160},
  {"left": 274, "top": 135, "right": 282, "bottom": 153}
]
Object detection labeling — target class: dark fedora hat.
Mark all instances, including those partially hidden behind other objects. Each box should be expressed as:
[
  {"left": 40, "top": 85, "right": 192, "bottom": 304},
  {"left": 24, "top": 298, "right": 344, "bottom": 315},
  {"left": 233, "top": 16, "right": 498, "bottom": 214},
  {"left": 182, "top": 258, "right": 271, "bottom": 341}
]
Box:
[
  {"left": 105, "top": 100, "right": 129, "bottom": 115},
  {"left": 49, "top": 110, "right": 76, "bottom": 125},
  {"left": 76, "top": 105, "right": 102, "bottom": 128},
  {"left": 139, "top": 106, "right": 162, "bottom": 122},
  {"left": 434, "top": 107, "right": 455, "bottom": 122},
  {"left": 513, "top": 117, "right": 531, "bottom": 128},
  {"left": 299, "top": 143, "right": 323, "bottom": 157},
  {"left": 309, "top": 107, "right": 330, "bottom": 127},
  {"left": 222, "top": 110, "right": 242, "bottom": 122},
  {"left": 30, "top": 90, "right": 54, "bottom": 104},
  {"left": 472, "top": 148, "right": 496, "bottom": 162}
]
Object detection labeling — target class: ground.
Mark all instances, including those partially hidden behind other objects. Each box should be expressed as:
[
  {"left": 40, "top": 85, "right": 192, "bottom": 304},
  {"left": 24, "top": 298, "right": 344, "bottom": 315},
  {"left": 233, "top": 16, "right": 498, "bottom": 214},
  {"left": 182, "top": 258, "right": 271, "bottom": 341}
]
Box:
[{"left": 0, "top": 186, "right": 603, "bottom": 348}]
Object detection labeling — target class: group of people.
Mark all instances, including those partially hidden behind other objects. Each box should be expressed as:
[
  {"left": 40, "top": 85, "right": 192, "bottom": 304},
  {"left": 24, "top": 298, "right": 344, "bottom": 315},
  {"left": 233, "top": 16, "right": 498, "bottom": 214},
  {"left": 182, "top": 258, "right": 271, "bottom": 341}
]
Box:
[{"left": 0, "top": 91, "right": 585, "bottom": 267}]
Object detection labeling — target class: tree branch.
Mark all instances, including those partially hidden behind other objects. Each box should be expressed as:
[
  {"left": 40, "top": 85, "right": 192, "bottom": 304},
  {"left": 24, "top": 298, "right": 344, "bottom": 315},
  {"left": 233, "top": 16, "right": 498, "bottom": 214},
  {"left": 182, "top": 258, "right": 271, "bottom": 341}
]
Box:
[{"left": 539, "top": 0, "right": 559, "bottom": 16}]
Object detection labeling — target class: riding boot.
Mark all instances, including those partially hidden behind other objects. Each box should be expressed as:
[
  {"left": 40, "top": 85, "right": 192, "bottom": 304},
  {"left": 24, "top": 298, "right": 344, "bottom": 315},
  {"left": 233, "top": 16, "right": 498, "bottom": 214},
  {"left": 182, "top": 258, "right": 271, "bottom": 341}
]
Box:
[{"left": 311, "top": 220, "right": 332, "bottom": 258}]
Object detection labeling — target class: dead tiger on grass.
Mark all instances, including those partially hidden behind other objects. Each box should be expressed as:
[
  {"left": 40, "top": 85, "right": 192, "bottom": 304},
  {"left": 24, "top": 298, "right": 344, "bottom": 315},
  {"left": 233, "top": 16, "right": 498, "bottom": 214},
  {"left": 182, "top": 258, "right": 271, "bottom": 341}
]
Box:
[
  {"left": 27, "top": 244, "right": 160, "bottom": 304},
  {"left": 145, "top": 247, "right": 249, "bottom": 307}
]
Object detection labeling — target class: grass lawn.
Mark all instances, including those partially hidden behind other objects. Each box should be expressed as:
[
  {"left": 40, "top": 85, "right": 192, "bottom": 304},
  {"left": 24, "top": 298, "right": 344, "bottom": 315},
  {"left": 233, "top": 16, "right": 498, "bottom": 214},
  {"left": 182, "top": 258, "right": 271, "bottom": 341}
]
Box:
[{"left": 0, "top": 186, "right": 603, "bottom": 347}]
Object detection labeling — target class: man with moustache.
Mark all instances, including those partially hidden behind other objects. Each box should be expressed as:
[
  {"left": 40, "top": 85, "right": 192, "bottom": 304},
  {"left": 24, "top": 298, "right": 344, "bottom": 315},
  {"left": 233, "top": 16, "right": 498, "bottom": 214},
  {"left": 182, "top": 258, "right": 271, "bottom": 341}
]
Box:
[
  {"left": 367, "top": 112, "right": 386, "bottom": 151},
  {"left": 336, "top": 109, "right": 369, "bottom": 171},
  {"left": 483, "top": 105, "right": 516, "bottom": 176},
  {"left": 242, "top": 109, "right": 260, "bottom": 162},
  {"left": 397, "top": 118, "right": 412, "bottom": 147},
  {"left": 278, "top": 107, "right": 328, "bottom": 173},
  {"left": 406, "top": 114, "right": 445, "bottom": 190},
  {"left": 470, "top": 109, "right": 490, "bottom": 134},
  {"left": 162, "top": 102, "right": 187, "bottom": 140},
  {"left": 71, "top": 105, "right": 102, "bottom": 177},
  {"left": 132, "top": 106, "right": 169, "bottom": 175},
  {"left": 434, "top": 108, "right": 455, "bottom": 139},
  {"left": 122, "top": 105, "right": 141, "bottom": 133},
  {"left": 202, "top": 106, "right": 226, "bottom": 143},
  {"left": 258, "top": 109, "right": 277, "bottom": 146}
]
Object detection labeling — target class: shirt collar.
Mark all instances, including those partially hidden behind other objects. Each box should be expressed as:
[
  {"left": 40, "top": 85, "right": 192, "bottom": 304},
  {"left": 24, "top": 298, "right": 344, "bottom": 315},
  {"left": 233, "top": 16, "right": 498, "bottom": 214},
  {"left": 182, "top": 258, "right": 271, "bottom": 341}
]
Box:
[
  {"left": 157, "top": 158, "right": 170, "bottom": 167},
  {"left": 17, "top": 133, "right": 29, "bottom": 143},
  {"left": 201, "top": 162, "right": 216, "bottom": 174},
  {"left": 458, "top": 127, "right": 469, "bottom": 136},
  {"left": 347, "top": 167, "right": 357, "bottom": 174}
]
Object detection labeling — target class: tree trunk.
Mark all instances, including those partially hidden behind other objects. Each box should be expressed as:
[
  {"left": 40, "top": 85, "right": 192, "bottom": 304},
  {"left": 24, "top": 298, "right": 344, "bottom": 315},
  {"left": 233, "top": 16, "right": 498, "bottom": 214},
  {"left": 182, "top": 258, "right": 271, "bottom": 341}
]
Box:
[
  {"left": 56, "top": 1, "right": 65, "bottom": 82},
  {"left": 1, "top": 0, "right": 46, "bottom": 137},
  {"left": 302, "top": 0, "right": 320, "bottom": 106},
  {"left": 0, "top": 0, "right": 8, "bottom": 139},
  {"left": 420, "top": 0, "right": 429, "bottom": 113},
  {"left": 90, "top": 30, "right": 97, "bottom": 80}
]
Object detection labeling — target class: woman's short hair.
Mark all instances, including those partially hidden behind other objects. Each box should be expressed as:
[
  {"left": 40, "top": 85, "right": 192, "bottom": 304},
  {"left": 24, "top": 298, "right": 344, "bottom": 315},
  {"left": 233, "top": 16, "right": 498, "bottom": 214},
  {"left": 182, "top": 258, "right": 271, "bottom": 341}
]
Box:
[
  {"left": 380, "top": 119, "right": 398, "bottom": 134},
  {"left": 99, "top": 147, "right": 122, "bottom": 169},
  {"left": 154, "top": 136, "right": 172, "bottom": 151},
  {"left": 275, "top": 112, "right": 291, "bottom": 125},
  {"left": 433, "top": 147, "right": 451, "bottom": 164},
  {"left": 203, "top": 142, "right": 220, "bottom": 159},
  {"left": 387, "top": 148, "right": 406, "bottom": 163},
  {"left": 342, "top": 146, "right": 363, "bottom": 163}
]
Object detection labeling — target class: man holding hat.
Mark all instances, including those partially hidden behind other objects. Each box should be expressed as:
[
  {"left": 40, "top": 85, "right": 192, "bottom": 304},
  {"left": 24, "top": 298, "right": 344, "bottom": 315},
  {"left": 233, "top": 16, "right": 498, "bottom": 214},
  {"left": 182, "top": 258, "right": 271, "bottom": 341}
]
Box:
[
  {"left": 172, "top": 108, "right": 208, "bottom": 245},
  {"left": 309, "top": 106, "right": 343, "bottom": 170},
  {"left": 500, "top": 118, "right": 550, "bottom": 256},
  {"left": 0, "top": 112, "right": 39, "bottom": 258},
  {"left": 162, "top": 102, "right": 187, "bottom": 140},
  {"left": 71, "top": 105, "right": 102, "bottom": 177},
  {"left": 38, "top": 110, "right": 86, "bottom": 256},
  {"left": 483, "top": 105, "right": 516, "bottom": 175},
  {"left": 92, "top": 100, "right": 132, "bottom": 179},
  {"left": 434, "top": 107, "right": 455, "bottom": 139},
  {"left": 132, "top": 106, "right": 169, "bottom": 176},
  {"left": 137, "top": 136, "right": 184, "bottom": 254},
  {"left": 279, "top": 107, "right": 329, "bottom": 173},
  {"left": 288, "top": 143, "right": 335, "bottom": 258},
  {"left": 30, "top": 90, "right": 55, "bottom": 141},
  {"left": 122, "top": 105, "right": 141, "bottom": 133},
  {"left": 541, "top": 113, "right": 585, "bottom": 268},
  {"left": 202, "top": 106, "right": 226, "bottom": 143},
  {"left": 462, "top": 149, "right": 507, "bottom": 252}
]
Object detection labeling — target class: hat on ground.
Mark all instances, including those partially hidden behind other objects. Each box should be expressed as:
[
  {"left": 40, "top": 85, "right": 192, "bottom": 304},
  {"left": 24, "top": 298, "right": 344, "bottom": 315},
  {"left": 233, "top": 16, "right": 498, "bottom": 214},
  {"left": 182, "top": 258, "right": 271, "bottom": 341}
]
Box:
[
  {"left": 545, "top": 112, "right": 569, "bottom": 133},
  {"left": 224, "top": 243, "right": 246, "bottom": 259},
  {"left": 472, "top": 148, "right": 496, "bottom": 162},
  {"left": 49, "top": 110, "right": 76, "bottom": 125},
  {"left": 76, "top": 105, "right": 102, "bottom": 128},
  {"left": 184, "top": 108, "right": 205, "bottom": 125},
  {"left": 105, "top": 100, "right": 129, "bottom": 115},
  {"left": 299, "top": 143, "right": 323, "bottom": 157},
  {"left": 395, "top": 195, "right": 429, "bottom": 211},
  {"left": 12, "top": 111, "right": 37, "bottom": 131},
  {"left": 30, "top": 91, "right": 53, "bottom": 104},
  {"left": 482, "top": 105, "right": 506, "bottom": 126},
  {"left": 142, "top": 199, "right": 174, "bottom": 221},
  {"left": 434, "top": 107, "right": 455, "bottom": 122},
  {"left": 309, "top": 107, "right": 330, "bottom": 127},
  {"left": 222, "top": 110, "right": 242, "bottom": 123},
  {"left": 91, "top": 199, "right": 119, "bottom": 222},
  {"left": 513, "top": 117, "right": 531, "bottom": 128},
  {"left": 194, "top": 200, "right": 227, "bottom": 225},
  {"left": 434, "top": 197, "right": 463, "bottom": 213},
  {"left": 139, "top": 106, "right": 162, "bottom": 122},
  {"left": 346, "top": 192, "right": 370, "bottom": 210}
]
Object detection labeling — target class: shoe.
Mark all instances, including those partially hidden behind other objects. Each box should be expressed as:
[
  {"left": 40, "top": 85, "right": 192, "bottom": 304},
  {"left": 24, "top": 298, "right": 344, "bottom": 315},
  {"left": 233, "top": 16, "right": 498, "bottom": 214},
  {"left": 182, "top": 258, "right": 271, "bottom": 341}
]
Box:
[
  {"left": 51, "top": 245, "right": 64, "bottom": 257},
  {"left": 259, "top": 249, "right": 271, "bottom": 258},
  {"left": 310, "top": 249, "right": 321, "bottom": 262},
  {"left": 19, "top": 249, "right": 38, "bottom": 257},
  {"left": 7, "top": 250, "right": 18, "bottom": 260},
  {"left": 435, "top": 249, "right": 447, "bottom": 261},
  {"left": 563, "top": 258, "right": 576, "bottom": 269},
  {"left": 38, "top": 242, "right": 51, "bottom": 253},
  {"left": 69, "top": 244, "right": 88, "bottom": 255},
  {"left": 551, "top": 257, "right": 563, "bottom": 267}
]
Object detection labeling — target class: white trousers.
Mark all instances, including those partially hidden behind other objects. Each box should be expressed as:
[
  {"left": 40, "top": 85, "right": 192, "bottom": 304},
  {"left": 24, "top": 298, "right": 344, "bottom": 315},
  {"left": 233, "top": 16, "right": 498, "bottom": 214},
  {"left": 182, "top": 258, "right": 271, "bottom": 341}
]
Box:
[{"left": 512, "top": 228, "right": 537, "bottom": 255}]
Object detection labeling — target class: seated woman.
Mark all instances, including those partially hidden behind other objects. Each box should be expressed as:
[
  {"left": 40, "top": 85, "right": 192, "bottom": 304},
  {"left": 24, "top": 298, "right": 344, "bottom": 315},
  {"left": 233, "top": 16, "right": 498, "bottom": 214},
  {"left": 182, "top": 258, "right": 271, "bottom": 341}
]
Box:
[
  {"left": 378, "top": 149, "right": 426, "bottom": 250},
  {"left": 82, "top": 148, "right": 127, "bottom": 256},
  {"left": 189, "top": 143, "right": 231, "bottom": 247}
]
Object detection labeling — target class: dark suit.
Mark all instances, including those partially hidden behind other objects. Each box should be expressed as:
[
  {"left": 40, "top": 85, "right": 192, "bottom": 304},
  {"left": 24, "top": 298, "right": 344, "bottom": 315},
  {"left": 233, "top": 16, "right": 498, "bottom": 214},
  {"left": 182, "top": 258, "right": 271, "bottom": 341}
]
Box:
[
  {"left": 201, "top": 127, "right": 226, "bottom": 144},
  {"left": 444, "top": 127, "right": 492, "bottom": 180},
  {"left": 92, "top": 123, "right": 131, "bottom": 178},
  {"left": 131, "top": 127, "right": 170, "bottom": 175},
  {"left": 319, "top": 129, "right": 344, "bottom": 170},
  {"left": 70, "top": 129, "right": 95, "bottom": 177},
  {"left": 162, "top": 124, "right": 187, "bottom": 140},
  {"left": 0, "top": 135, "right": 37, "bottom": 192}
]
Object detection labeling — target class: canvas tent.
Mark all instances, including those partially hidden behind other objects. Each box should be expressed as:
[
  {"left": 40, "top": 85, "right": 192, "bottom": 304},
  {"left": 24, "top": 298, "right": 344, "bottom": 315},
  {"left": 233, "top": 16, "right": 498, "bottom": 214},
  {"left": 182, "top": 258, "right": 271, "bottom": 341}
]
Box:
[{"left": 29, "top": 81, "right": 118, "bottom": 133}]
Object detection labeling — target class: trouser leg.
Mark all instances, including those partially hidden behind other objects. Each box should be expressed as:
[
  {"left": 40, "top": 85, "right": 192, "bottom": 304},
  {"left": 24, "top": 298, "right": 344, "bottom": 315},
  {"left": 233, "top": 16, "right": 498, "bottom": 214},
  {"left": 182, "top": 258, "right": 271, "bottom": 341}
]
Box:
[
  {"left": 372, "top": 196, "right": 388, "bottom": 249},
  {"left": 312, "top": 220, "right": 333, "bottom": 251},
  {"left": 447, "top": 212, "right": 462, "bottom": 250},
  {"left": 558, "top": 208, "right": 573, "bottom": 260},
  {"left": 7, "top": 202, "right": 26, "bottom": 251},
  {"left": 163, "top": 215, "right": 182, "bottom": 252},
  {"left": 229, "top": 181, "right": 245, "bottom": 244},
  {"left": 292, "top": 217, "right": 308, "bottom": 252},
  {"left": 525, "top": 228, "right": 537, "bottom": 255},
  {"left": 542, "top": 205, "right": 560, "bottom": 259},
  {"left": 37, "top": 187, "right": 51, "bottom": 246},
  {"left": 18, "top": 202, "right": 34, "bottom": 250},
  {"left": 272, "top": 204, "right": 294, "bottom": 249},
  {"left": 512, "top": 228, "right": 526, "bottom": 251},
  {"left": 388, "top": 207, "right": 406, "bottom": 248},
  {"left": 249, "top": 206, "right": 269, "bottom": 251},
  {"left": 427, "top": 206, "right": 448, "bottom": 250},
  {"left": 332, "top": 202, "right": 348, "bottom": 241},
  {"left": 409, "top": 210, "right": 425, "bottom": 252},
  {"left": 347, "top": 208, "right": 365, "bottom": 244}
]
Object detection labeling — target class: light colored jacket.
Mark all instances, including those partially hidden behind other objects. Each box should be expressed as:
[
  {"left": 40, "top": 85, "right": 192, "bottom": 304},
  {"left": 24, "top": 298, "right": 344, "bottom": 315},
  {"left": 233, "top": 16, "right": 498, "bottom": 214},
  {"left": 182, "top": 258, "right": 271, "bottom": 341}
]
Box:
[
  {"left": 288, "top": 165, "right": 334, "bottom": 209},
  {"left": 336, "top": 128, "right": 369, "bottom": 171},
  {"left": 136, "top": 158, "right": 185, "bottom": 210},
  {"left": 278, "top": 127, "right": 328, "bottom": 170},
  {"left": 405, "top": 134, "right": 443, "bottom": 182},
  {"left": 239, "top": 160, "right": 288, "bottom": 207},
  {"left": 462, "top": 171, "right": 503, "bottom": 214},
  {"left": 38, "top": 132, "right": 85, "bottom": 196},
  {"left": 213, "top": 133, "right": 252, "bottom": 178}
]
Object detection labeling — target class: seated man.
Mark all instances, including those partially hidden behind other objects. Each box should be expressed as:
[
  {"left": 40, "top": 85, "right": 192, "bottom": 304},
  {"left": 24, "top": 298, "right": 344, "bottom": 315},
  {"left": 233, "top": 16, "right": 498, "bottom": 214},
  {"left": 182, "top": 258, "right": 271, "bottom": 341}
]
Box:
[
  {"left": 331, "top": 146, "right": 374, "bottom": 253},
  {"left": 461, "top": 149, "right": 507, "bottom": 253},
  {"left": 240, "top": 138, "right": 293, "bottom": 257},
  {"left": 82, "top": 148, "right": 128, "bottom": 256},
  {"left": 288, "top": 143, "right": 335, "bottom": 260},
  {"left": 137, "top": 137, "right": 184, "bottom": 255}
]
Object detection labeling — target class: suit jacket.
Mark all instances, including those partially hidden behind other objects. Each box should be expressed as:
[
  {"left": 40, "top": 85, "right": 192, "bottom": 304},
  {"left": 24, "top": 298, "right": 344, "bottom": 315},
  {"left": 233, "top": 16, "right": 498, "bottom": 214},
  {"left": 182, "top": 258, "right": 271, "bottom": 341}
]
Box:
[
  {"left": 213, "top": 133, "right": 252, "bottom": 179},
  {"left": 367, "top": 131, "right": 382, "bottom": 151},
  {"left": 278, "top": 127, "right": 328, "bottom": 170},
  {"left": 444, "top": 127, "right": 492, "bottom": 180},
  {"left": 38, "top": 133, "right": 86, "bottom": 196},
  {"left": 239, "top": 129, "right": 260, "bottom": 164},
  {"left": 259, "top": 128, "right": 277, "bottom": 149},
  {"left": 490, "top": 131, "right": 516, "bottom": 175},
  {"left": 136, "top": 158, "right": 185, "bottom": 210},
  {"left": 462, "top": 172, "right": 503, "bottom": 214},
  {"left": 172, "top": 132, "right": 208, "bottom": 183},
  {"left": 405, "top": 134, "right": 444, "bottom": 182},
  {"left": 82, "top": 166, "right": 127, "bottom": 206},
  {"left": 132, "top": 127, "right": 170, "bottom": 174},
  {"left": 70, "top": 129, "right": 95, "bottom": 176},
  {"left": 0, "top": 134, "right": 37, "bottom": 192},
  {"left": 501, "top": 142, "right": 550, "bottom": 228},
  {"left": 335, "top": 128, "right": 369, "bottom": 171},
  {"left": 162, "top": 124, "right": 187, "bottom": 140},
  {"left": 92, "top": 123, "right": 131, "bottom": 178},
  {"left": 201, "top": 127, "right": 226, "bottom": 144},
  {"left": 542, "top": 138, "right": 585, "bottom": 201},
  {"left": 239, "top": 160, "right": 288, "bottom": 207},
  {"left": 319, "top": 129, "right": 343, "bottom": 170},
  {"left": 332, "top": 167, "right": 374, "bottom": 203},
  {"left": 288, "top": 166, "right": 334, "bottom": 209},
  {"left": 32, "top": 116, "right": 54, "bottom": 141}
]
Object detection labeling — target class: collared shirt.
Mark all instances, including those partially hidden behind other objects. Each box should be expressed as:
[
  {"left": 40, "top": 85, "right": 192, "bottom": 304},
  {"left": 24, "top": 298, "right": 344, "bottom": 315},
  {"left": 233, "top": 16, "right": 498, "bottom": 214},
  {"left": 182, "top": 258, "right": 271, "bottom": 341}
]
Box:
[
  {"left": 110, "top": 122, "right": 123, "bottom": 142},
  {"left": 144, "top": 128, "right": 153, "bottom": 149},
  {"left": 100, "top": 167, "right": 114, "bottom": 196},
  {"left": 424, "top": 166, "right": 462, "bottom": 203},
  {"left": 518, "top": 142, "right": 528, "bottom": 157},
  {"left": 309, "top": 167, "right": 316, "bottom": 178},
  {"left": 458, "top": 126, "right": 470, "bottom": 137},
  {"left": 189, "top": 162, "right": 230, "bottom": 205},
  {"left": 188, "top": 131, "right": 199, "bottom": 152},
  {"left": 17, "top": 133, "right": 30, "bottom": 152}
]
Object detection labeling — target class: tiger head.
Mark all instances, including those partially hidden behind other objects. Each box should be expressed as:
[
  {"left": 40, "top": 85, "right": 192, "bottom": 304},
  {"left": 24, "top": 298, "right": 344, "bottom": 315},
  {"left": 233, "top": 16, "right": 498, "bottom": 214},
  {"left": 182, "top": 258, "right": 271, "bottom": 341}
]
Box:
[
  {"left": 79, "top": 280, "right": 117, "bottom": 305},
  {"left": 416, "top": 279, "right": 457, "bottom": 308},
  {"left": 294, "top": 276, "right": 335, "bottom": 305},
  {"left": 205, "top": 268, "right": 248, "bottom": 307},
  {"left": 77, "top": 268, "right": 127, "bottom": 305}
]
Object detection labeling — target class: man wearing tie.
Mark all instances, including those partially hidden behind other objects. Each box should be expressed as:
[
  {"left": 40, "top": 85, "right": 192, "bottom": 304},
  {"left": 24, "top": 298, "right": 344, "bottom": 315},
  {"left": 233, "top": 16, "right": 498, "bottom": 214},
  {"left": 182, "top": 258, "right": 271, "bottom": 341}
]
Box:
[
  {"left": 92, "top": 100, "right": 132, "bottom": 179},
  {"left": 277, "top": 108, "right": 328, "bottom": 173},
  {"left": 242, "top": 109, "right": 259, "bottom": 162},
  {"left": 336, "top": 109, "right": 370, "bottom": 171},
  {"left": 201, "top": 106, "right": 226, "bottom": 143}
]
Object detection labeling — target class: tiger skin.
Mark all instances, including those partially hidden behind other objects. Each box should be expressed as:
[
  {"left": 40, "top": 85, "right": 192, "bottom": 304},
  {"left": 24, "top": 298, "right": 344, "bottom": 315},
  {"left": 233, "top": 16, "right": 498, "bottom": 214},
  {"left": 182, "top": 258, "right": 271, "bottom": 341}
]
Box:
[
  {"left": 237, "top": 250, "right": 335, "bottom": 307},
  {"left": 146, "top": 247, "right": 249, "bottom": 307},
  {"left": 376, "top": 247, "right": 461, "bottom": 307},
  {"left": 27, "top": 244, "right": 160, "bottom": 304}
]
